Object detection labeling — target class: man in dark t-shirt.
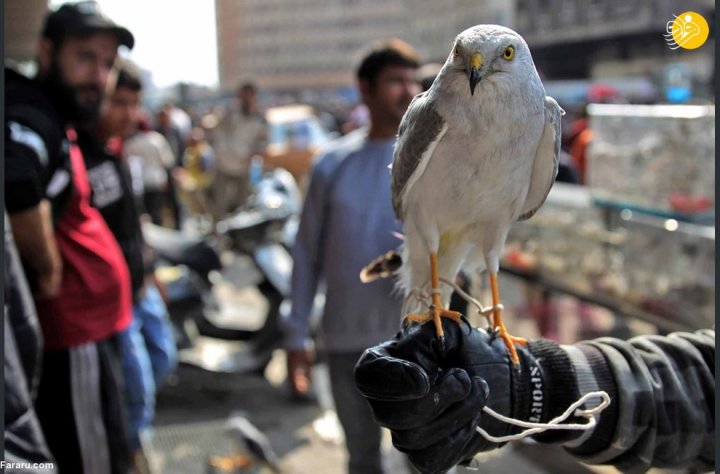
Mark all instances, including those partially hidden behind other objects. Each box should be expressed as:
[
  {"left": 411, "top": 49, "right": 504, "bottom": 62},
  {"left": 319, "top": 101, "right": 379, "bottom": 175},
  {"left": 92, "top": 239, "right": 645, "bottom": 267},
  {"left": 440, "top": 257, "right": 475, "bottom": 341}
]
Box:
[{"left": 80, "top": 59, "right": 177, "bottom": 466}]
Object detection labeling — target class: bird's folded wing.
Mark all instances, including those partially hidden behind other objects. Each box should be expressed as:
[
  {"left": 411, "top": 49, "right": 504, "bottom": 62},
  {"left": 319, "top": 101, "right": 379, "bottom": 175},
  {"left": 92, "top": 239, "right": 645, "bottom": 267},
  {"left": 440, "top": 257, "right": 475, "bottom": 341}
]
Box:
[
  {"left": 391, "top": 91, "right": 448, "bottom": 219},
  {"left": 518, "top": 96, "right": 564, "bottom": 221}
]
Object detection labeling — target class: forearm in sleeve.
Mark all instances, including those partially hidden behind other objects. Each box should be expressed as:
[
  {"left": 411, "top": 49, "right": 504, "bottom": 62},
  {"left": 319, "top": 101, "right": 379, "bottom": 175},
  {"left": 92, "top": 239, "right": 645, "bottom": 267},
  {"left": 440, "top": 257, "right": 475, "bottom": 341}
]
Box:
[
  {"left": 8, "top": 201, "right": 62, "bottom": 286},
  {"left": 561, "top": 329, "right": 715, "bottom": 472},
  {"left": 283, "top": 162, "right": 330, "bottom": 351}
]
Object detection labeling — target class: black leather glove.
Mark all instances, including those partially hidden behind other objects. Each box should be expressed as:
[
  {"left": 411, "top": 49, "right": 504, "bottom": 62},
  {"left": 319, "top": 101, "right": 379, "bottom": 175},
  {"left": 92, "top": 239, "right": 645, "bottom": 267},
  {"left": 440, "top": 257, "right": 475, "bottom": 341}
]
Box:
[{"left": 354, "top": 319, "right": 582, "bottom": 474}]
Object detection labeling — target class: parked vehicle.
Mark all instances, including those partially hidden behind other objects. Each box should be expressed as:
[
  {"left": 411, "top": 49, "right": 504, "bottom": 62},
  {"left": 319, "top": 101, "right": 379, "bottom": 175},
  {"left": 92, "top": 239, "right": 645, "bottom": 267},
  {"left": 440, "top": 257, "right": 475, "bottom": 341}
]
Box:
[
  {"left": 264, "top": 104, "right": 335, "bottom": 185},
  {"left": 145, "top": 169, "right": 301, "bottom": 374}
]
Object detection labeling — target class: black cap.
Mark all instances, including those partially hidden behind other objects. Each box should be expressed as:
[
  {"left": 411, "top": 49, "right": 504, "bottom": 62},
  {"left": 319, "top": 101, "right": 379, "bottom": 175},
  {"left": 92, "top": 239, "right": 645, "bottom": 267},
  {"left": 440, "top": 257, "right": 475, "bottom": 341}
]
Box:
[{"left": 42, "top": 1, "right": 134, "bottom": 49}]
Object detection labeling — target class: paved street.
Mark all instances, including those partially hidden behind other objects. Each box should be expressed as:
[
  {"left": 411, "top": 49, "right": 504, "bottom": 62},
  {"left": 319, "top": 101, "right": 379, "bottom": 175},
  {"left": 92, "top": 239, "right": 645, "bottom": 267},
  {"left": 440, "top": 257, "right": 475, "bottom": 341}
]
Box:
[{"left": 150, "top": 354, "right": 597, "bottom": 474}]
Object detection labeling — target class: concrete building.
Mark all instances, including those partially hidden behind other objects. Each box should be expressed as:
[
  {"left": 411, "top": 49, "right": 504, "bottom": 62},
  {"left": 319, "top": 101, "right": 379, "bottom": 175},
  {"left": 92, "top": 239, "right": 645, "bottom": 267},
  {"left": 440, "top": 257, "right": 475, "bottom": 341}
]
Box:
[
  {"left": 406, "top": 0, "right": 514, "bottom": 61},
  {"left": 216, "top": 0, "right": 713, "bottom": 102},
  {"left": 214, "top": 0, "right": 513, "bottom": 96},
  {"left": 515, "top": 0, "right": 715, "bottom": 100},
  {"left": 4, "top": 0, "right": 49, "bottom": 72}
]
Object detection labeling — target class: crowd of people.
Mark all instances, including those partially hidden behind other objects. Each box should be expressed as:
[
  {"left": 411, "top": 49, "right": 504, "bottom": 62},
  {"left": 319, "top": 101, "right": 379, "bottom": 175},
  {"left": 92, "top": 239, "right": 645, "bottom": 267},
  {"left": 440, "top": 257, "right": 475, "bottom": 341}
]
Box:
[
  {"left": 5, "top": 4, "right": 175, "bottom": 473},
  {"left": 3, "top": 2, "right": 714, "bottom": 474}
]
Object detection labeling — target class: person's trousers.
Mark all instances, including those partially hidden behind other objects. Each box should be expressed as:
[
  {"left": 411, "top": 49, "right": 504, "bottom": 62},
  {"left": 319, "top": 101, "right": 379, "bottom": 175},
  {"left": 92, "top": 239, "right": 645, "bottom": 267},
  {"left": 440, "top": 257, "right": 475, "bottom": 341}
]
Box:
[
  {"left": 143, "top": 190, "right": 166, "bottom": 226},
  {"left": 165, "top": 169, "right": 183, "bottom": 229},
  {"left": 4, "top": 313, "right": 56, "bottom": 471},
  {"left": 119, "top": 284, "right": 178, "bottom": 451},
  {"left": 212, "top": 172, "right": 249, "bottom": 217},
  {"left": 135, "top": 284, "right": 177, "bottom": 389},
  {"left": 35, "top": 336, "right": 130, "bottom": 474},
  {"left": 327, "top": 352, "right": 384, "bottom": 474}
]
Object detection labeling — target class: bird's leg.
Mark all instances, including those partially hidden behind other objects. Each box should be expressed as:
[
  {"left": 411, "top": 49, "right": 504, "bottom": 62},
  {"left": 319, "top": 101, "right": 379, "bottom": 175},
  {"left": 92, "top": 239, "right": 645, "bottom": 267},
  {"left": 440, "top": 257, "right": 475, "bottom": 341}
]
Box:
[
  {"left": 489, "top": 271, "right": 526, "bottom": 365},
  {"left": 405, "top": 252, "right": 463, "bottom": 346}
]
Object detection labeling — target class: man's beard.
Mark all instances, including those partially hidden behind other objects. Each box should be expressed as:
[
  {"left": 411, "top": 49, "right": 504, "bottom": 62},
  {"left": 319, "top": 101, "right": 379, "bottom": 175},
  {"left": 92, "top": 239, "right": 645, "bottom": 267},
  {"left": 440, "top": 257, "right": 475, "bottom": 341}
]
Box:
[{"left": 40, "top": 60, "right": 103, "bottom": 125}]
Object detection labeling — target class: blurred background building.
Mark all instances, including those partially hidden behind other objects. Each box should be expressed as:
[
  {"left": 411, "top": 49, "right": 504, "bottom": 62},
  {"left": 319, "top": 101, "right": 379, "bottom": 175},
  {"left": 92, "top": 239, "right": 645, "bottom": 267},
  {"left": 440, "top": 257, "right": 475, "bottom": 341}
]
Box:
[
  {"left": 5, "top": 0, "right": 715, "bottom": 106},
  {"left": 215, "top": 0, "right": 513, "bottom": 100},
  {"left": 4, "top": 0, "right": 49, "bottom": 76},
  {"left": 517, "top": 0, "right": 715, "bottom": 102},
  {"left": 214, "top": 0, "right": 714, "bottom": 105}
]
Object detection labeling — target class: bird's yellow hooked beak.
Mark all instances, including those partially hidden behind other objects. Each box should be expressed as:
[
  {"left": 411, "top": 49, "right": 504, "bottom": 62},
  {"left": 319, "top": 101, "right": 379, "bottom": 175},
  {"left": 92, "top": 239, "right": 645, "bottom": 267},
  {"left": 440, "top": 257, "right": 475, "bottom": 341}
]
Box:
[{"left": 468, "top": 52, "right": 483, "bottom": 96}]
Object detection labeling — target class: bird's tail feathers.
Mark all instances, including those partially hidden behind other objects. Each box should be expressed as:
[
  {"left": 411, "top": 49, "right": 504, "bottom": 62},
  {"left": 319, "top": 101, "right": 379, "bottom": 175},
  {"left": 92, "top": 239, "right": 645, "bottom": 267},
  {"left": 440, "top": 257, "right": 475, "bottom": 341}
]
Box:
[{"left": 359, "top": 250, "right": 403, "bottom": 283}]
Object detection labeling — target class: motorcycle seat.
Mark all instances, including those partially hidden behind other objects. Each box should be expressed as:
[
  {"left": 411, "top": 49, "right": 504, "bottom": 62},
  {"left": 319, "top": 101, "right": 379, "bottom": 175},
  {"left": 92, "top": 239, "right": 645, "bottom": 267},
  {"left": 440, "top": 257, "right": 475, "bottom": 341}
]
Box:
[{"left": 142, "top": 222, "right": 222, "bottom": 275}]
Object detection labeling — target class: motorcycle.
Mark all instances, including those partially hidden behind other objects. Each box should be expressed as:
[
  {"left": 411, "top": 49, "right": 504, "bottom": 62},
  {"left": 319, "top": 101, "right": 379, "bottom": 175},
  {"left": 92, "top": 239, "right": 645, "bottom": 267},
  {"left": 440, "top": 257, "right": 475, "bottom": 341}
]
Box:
[{"left": 144, "top": 168, "right": 301, "bottom": 374}]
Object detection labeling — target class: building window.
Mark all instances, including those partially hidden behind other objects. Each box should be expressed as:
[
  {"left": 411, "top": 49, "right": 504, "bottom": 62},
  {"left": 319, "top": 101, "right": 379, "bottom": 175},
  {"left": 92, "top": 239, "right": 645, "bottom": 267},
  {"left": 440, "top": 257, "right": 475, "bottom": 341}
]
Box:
[
  {"left": 609, "top": 0, "right": 636, "bottom": 17},
  {"left": 558, "top": 0, "right": 578, "bottom": 25},
  {"left": 586, "top": 0, "right": 608, "bottom": 21},
  {"left": 536, "top": 0, "right": 555, "bottom": 30}
]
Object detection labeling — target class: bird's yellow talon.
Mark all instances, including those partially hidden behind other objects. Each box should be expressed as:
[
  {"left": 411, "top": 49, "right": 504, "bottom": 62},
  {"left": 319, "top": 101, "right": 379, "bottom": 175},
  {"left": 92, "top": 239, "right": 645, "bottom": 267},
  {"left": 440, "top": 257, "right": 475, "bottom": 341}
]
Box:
[
  {"left": 403, "top": 251, "right": 464, "bottom": 341},
  {"left": 497, "top": 326, "right": 524, "bottom": 365},
  {"left": 405, "top": 307, "right": 463, "bottom": 339},
  {"left": 405, "top": 313, "right": 429, "bottom": 324},
  {"left": 488, "top": 271, "right": 526, "bottom": 365}
]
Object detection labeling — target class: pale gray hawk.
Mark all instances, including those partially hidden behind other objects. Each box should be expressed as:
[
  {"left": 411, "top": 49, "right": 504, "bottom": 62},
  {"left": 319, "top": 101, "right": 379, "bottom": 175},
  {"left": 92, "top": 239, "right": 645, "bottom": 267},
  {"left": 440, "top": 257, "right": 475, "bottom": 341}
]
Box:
[{"left": 364, "top": 24, "right": 563, "bottom": 364}]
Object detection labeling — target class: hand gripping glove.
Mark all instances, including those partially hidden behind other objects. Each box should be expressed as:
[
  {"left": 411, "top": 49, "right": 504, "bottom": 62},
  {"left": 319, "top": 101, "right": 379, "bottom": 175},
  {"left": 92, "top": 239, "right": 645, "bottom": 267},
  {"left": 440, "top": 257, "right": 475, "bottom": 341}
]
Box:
[{"left": 354, "top": 319, "right": 584, "bottom": 474}]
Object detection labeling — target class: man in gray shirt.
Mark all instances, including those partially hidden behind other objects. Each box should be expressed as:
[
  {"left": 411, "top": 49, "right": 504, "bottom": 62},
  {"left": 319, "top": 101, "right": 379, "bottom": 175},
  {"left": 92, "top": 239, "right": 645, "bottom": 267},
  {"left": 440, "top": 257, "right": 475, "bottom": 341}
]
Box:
[
  {"left": 210, "top": 82, "right": 268, "bottom": 216},
  {"left": 283, "top": 39, "right": 422, "bottom": 474}
]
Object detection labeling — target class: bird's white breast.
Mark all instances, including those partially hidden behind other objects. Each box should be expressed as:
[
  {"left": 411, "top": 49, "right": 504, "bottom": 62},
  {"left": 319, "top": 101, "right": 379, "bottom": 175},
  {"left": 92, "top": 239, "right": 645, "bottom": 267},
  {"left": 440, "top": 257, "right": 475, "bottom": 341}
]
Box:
[{"left": 406, "top": 85, "right": 545, "bottom": 233}]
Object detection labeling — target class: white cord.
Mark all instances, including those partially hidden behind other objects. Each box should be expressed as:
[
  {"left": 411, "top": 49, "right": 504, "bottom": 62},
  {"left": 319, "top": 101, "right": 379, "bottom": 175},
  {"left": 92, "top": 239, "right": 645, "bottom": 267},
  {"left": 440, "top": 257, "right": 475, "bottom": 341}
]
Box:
[
  {"left": 404, "top": 281, "right": 611, "bottom": 442},
  {"left": 403, "top": 281, "right": 611, "bottom": 443},
  {"left": 401, "top": 288, "right": 431, "bottom": 317},
  {"left": 476, "top": 390, "right": 611, "bottom": 443},
  {"left": 438, "top": 277, "right": 502, "bottom": 322}
]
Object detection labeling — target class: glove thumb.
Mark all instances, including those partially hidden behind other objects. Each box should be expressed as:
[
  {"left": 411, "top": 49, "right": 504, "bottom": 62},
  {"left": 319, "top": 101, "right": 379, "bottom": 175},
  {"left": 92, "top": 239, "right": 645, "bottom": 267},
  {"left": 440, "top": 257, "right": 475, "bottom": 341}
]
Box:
[
  {"left": 355, "top": 344, "right": 430, "bottom": 401},
  {"left": 402, "top": 375, "right": 490, "bottom": 474}
]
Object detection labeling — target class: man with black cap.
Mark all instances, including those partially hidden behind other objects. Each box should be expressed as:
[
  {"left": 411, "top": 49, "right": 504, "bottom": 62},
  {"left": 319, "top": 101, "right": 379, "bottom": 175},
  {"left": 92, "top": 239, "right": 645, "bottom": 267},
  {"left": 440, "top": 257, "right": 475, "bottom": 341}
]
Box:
[{"left": 5, "top": 2, "right": 136, "bottom": 473}]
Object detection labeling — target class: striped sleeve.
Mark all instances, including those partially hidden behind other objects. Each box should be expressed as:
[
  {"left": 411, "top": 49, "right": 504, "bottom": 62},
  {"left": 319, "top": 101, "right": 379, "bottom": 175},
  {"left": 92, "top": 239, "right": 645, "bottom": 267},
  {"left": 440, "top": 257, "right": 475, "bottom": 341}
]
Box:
[{"left": 561, "top": 329, "right": 715, "bottom": 472}]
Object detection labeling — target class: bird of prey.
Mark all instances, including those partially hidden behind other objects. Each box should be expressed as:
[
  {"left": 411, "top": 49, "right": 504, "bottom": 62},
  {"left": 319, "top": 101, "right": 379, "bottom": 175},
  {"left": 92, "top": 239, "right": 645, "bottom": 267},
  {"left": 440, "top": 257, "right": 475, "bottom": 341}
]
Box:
[
  {"left": 364, "top": 25, "right": 563, "bottom": 364},
  {"left": 223, "top": 411, "right": 282, "bottom": 473}
]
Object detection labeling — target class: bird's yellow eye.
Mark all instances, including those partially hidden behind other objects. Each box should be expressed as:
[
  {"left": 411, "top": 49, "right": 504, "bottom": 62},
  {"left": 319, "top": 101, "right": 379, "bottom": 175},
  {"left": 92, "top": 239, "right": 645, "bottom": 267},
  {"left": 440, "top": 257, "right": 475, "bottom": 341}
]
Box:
[{"left": 503, "top": 45, "right": 515, "bottom": 61}]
